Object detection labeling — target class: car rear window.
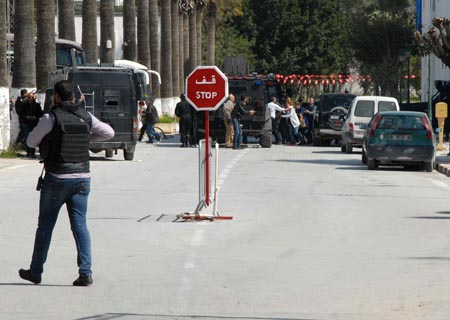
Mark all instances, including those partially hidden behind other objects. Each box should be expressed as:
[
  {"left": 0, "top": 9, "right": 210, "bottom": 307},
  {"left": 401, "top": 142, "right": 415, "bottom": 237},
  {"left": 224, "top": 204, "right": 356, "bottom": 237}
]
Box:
[
  {"left": 354, "top": 100, "right": 375, "bottom": 117},
  {"left": 378, "top": 101, "right": 397, "bottom": 112},
  {"left": 377, "top": 115, "right": 426, "bottom": 130}
]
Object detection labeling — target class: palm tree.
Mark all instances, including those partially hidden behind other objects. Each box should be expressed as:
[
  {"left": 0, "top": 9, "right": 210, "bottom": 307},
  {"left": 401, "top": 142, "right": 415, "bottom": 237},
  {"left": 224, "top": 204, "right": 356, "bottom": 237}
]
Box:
[
  {"left": 100, "top": 0, "right": 115, "bottom": 63},
  {"left": 12, "top": 0, "right": 35, "bottom": 89},
  {"left": 58, "top": 0, "right": 76, "bottom": 41},
  {"left": 171, "top": 0, "right": 180, "bottom": 98},
  {"left": 0, "top": 0, "right": 7, "bottom": 88},
  {"left": 149, "top": 0, "right": 160, "bottom": 97},
  {"left": 178, "top": 1, "right": 191, "bottom": 90},
  {"left": 123, "top": 0, "right": 137, "bottom": 61},
  {"left": 136, "top": 0, "right": 149, "bottom": 66},
  {"left": 196, "top": 1, "right": 205, "bottom": 66},
  {"left": 36, "top": 0, "right": 56, "bottom": 91},
  {"left": 188, "top": 3, "right": 197, "bottom": 73},
  {"left": 82, "top": 0, "right": 98, "bottom": 63},
  {"left": 160, "top": 0, "right": 172, "bottom": 113},
  {"left": 206, "top": 1, "right": 216, "bottom": 65}
]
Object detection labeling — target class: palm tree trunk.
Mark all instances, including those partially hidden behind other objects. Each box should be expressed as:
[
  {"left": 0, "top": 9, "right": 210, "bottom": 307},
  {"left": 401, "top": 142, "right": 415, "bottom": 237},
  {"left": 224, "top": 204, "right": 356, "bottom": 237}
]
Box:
[
  {"left": 206, "top": 1, "right": 216, "bottom": 65},
  {"left": 183, "top": 13, "right": 189, "bottom": 79},
  {"left": 58, "top": 0, "right": 76, "bottom": 41},
  {"left": 160, "top": 0, "right": 173, "bottom": 113},
  {"left": 171, "top": 0, "right": 180, "bottom": 98},
  {"left": 36, "top": 0, "right": 56, "bottom": 91},
  {"left": 123, "top": 0, "right": 137, "bottom": 61},
  {"left": 82, "top": 0, "right": 98, "bottom": 63},
  {"left": 100, "top": 0, "right": 115, "bottom": 63},
  {"left": 179, "top": 12, "right": 185, "bottom": 93},
  {"left": 196, "top": 3, "right": 204, "bottom": 66},
  {"left": 12, "top": 0, "right": 35, "bottom": 88},
  {"left": 188, "top": 7, "right": 197, "bottom": 73},
  {"left": 149, "top": 0, "right": 160, "bottom": 97},
  {"left": 136, "top": 0, "right": 150, "bottom": 66}
]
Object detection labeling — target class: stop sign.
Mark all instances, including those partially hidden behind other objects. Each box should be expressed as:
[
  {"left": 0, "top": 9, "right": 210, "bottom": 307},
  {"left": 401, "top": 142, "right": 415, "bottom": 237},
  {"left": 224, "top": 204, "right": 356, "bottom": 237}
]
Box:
[{"left": 185, "top": 66, "right": 229, "bottom": 111}]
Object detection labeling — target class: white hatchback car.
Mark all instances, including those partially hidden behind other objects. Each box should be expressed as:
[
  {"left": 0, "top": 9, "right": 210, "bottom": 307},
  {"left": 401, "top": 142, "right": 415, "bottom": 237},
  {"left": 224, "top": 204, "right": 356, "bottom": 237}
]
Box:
[{"left": 341, "top": 96, "right": 400, "bottom": 153}]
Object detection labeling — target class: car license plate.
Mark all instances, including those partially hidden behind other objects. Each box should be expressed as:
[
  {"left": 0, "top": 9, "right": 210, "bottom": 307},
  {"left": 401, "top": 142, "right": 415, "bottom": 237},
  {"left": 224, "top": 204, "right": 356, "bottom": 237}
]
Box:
[
  {"left": 388, "top": 134, "right": 412, "bottom": 141},
  {"left": 330, "top": 115, "right": 340, "bottom": 120}
]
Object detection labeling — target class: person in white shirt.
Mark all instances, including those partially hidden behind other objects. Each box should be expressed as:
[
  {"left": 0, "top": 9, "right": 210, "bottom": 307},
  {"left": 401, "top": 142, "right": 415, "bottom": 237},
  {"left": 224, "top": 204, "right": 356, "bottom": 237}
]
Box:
[{"left": 266, "top": 96, "right": 286, "bottom": 145}]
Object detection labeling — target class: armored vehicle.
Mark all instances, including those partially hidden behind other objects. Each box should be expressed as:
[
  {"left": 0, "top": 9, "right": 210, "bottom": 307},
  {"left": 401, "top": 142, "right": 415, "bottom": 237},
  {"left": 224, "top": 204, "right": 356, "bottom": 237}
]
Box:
[
  {"left": 197, "top": 74, "right": 282, "bottom": 148},
  {"left": 45, "top": 66, "right": 138, "bottom": 160}
]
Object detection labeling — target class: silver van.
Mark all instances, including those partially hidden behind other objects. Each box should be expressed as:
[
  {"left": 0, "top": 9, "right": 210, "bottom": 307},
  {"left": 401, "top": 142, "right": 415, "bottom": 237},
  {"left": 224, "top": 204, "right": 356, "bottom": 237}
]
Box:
[{"left": 341, "top": 96, "right": 399, "bottom": 153}]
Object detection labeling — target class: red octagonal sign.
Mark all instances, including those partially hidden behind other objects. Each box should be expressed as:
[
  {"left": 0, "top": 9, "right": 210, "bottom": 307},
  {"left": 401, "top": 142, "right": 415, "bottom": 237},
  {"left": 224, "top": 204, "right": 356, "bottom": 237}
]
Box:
[{"left": 185, "top": 66, "right": 229, "bottom": 111}]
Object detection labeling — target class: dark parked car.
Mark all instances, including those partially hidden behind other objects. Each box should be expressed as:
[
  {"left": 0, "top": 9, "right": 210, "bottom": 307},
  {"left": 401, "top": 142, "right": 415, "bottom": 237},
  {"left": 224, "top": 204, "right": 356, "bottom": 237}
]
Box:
[
  {"left": 312, "top": 93, "right": 356, "bottom": 146},
  {"left": 362, "top": 111, "right": 436, "bottom": 172}
]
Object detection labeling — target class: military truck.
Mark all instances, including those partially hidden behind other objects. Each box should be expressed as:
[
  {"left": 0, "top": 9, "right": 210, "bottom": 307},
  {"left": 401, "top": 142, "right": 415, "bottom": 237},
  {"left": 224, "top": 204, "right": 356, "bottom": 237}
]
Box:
[
  {"left": 45, "top": 66, "right": 138, "bottom": 160},
  {"left": 196, "top": 74, "right": 283, "bottom": 148}
]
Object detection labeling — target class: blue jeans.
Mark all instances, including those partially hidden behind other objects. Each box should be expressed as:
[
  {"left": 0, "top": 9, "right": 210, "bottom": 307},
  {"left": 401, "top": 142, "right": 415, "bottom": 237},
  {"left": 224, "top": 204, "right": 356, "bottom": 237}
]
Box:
[
  {"left": 146, "top": 123, "right": 161, "bottom": 142},
  {"left": 289, "top": 124, "right": 305, "bottom": 143},
  {"left": 232, "top": 118, "right": 242, "bottom": 148},
  {"left": 30, "top": 174, "right": 92, "bottom": 277}
]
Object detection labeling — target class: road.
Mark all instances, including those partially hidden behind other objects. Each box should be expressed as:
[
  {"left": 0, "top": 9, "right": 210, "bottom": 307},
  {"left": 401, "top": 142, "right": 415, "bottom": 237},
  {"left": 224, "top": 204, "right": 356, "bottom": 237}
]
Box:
[{"left": 1, "top": 137, "right": 450, "bottom": 320}]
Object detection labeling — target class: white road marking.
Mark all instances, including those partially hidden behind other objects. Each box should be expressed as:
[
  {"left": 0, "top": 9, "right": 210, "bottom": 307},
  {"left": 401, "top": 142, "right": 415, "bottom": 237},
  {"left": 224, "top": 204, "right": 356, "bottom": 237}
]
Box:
[{"left": 0, "top": 164, "right": 29, "bottom": 171}]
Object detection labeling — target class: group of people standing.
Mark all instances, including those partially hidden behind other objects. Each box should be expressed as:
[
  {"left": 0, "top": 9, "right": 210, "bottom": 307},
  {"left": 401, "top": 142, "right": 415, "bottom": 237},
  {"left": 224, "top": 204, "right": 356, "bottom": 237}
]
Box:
[
  {"left": 269, "top": 96, "right": 316, "bottom": 146},
  {"left": 14, "top": 89, "right": 44, "bottom": 158}
]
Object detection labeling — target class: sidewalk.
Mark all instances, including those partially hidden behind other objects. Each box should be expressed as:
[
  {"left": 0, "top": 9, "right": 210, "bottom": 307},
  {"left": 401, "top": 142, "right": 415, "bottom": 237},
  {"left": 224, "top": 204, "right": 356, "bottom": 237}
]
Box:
[{"left": 435, "top": 142, "right": 450, "bottom": 176}]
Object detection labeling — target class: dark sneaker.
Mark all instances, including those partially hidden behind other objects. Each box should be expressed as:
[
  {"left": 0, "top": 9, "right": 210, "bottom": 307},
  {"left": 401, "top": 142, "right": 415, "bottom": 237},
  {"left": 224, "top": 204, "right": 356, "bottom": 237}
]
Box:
[
  {"left": 73, "top": 275, "right": 93, "bottom": 287},
  {"left": 19, "top": 269, "right": 41, "bottom": 284}
]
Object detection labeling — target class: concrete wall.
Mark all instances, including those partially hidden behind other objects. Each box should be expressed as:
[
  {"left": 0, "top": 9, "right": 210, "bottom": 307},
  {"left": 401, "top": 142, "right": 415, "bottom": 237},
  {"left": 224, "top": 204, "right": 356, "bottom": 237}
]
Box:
[{"left": 0, "top": 87, "right": 10, "bottom": 151}]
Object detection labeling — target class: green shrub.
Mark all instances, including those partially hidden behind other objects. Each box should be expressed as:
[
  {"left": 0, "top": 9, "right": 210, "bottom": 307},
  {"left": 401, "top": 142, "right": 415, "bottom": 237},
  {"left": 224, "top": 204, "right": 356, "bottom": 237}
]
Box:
[
  {"left": 158, "top": 114, "right": 176, "bottom": 123},
  {"left": 0, "top": 147, "right": 18, "bottom": 158}
]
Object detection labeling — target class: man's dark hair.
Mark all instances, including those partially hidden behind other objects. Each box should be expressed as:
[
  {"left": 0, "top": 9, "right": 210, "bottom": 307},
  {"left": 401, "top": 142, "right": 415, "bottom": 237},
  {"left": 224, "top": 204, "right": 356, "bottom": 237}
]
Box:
[
  {"left": 180, "top": 93, "right": 186, "bottom": 100},
  {"left": 54, "top": 80, "right": 74, "bottom": 102},
  {"left": 20, "top": 89, "right": 28, "bottom": 96}
]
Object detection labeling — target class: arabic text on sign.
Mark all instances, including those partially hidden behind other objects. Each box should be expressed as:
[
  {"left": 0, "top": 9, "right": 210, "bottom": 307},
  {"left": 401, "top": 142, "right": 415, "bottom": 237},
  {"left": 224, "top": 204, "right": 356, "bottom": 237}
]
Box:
[{"left": 195, "top": 75, "right": 217, "bottom": 85}]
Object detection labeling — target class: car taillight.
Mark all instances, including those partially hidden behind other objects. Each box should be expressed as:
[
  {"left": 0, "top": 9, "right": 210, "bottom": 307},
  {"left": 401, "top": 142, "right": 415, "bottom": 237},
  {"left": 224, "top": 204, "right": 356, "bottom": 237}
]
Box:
[
  {"left": 369, "top": 115, "right": 382, "bottom": 138},
  {"left": 133, "top": 117, "right": 138, "bottom": 132},
  {"left": 421, "top": 115, "right": 432, "bottom": 139},
  {"left": 349, "top": 123, "right": 354, "bottom": 133}
]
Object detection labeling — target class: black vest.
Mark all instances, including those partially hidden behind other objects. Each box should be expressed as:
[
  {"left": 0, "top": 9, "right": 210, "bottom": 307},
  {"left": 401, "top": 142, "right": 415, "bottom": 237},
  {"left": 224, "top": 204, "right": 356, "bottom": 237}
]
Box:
[{"left": 41, "top": 102, "right": 92, "bottom": 174}]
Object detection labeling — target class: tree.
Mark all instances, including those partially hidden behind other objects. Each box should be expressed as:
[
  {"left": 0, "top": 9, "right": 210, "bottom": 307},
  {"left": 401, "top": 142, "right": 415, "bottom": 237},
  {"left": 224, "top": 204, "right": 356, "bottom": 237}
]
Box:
[
  {"left": 58, "top": 0, "right": 76, "bottom": 41},
  {"left": 149, "top": 0, "right": 160, "bottom": 97},
  {"left": 36, "top": 0, "right": 56, "bottom": 91},
  {"left": 237, "top": 0, "right": 352, "bottom": 75},
  {"left": 350, "top": 4, "right": 415, "bottom": 97},
  {"left": 137, "top": 0, "right": 150, "bottom": 66},
  {"left": 100, "top": 0, "right": 115, "bottom": 63},
  {"left": 171, "top": 0, "right": 180, "bottom": 98},
  {"left": 415, "top": 17, "right": 450, "bottom": 69},
  {"left": 160, "top": 0, "right": 173, "bottom": 110},
  {"left": 188, "top": 3, "right": 197, "bottom": 73},
  {"left": 82, "top": 0, "right": 98, "bottom": 63},
  {"left": 206, "top": 1, "right": 216, "bottom": 65},
  {"left": 196, "top": 1, "right": 205, "bottom": 66},
  {"left": 123, "top": 0, "right": 137, "bottom": 61},
  {"left": 12, "top": 0, "right": 35, "bottom": 88}
]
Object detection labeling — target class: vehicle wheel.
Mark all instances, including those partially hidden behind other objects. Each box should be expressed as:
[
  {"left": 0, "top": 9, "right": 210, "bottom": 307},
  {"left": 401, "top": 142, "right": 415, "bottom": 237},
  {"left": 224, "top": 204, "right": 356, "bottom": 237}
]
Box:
[
  {"left": 424, "top": 160, "right": 434, "bottom": 172},
  {"left": 345, "top": 142, "right": 353, "bottom": 154},
  {"left": 105, "top": 149, "right": 114, "bottom": 158},
  {"left": 259, "top": 131, "right": 272, "bottom": 148},
  {"left": 124, "top": 146, "right": 135, "bottom": 161},
  {"left": 361, "top": 149, "right": 367, "bottom": 164},
  {"left": 367, "top": 159, "right": 378, "bottom": 170}
]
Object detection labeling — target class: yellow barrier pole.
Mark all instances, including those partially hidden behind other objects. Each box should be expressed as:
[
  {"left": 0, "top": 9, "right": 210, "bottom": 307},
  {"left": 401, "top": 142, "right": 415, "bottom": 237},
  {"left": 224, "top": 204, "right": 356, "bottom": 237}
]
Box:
[{"left": 435, "top": 102, "right": 448, "bottom": 151}]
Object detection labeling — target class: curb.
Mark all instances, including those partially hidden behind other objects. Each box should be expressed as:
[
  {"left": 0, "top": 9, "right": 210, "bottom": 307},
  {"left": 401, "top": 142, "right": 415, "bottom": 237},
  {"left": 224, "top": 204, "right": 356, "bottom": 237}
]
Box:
[{"left": 436, "top": 162, "right": 450, "bottom": 177}]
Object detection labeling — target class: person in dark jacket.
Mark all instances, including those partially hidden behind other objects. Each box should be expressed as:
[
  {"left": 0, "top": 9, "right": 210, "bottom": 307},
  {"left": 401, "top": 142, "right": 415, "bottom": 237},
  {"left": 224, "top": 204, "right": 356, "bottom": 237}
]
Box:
[
  {"left": 231, "top": 95, "right": 255, "bottom": 149},
  {"left": 144, "top": 98, "right": 161, "bottom": 143},
  {"left": 14, "top": 88, "right": 28, "bottom": 145},
  {"left": 19, "top": 80, "right": 114, "bottom": 287},
  {"left": 23, "top": 92, "right": 44, "bottom": 158},
  {"left": 175, "top": 94, "right": 193, "bottom": 147}
]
